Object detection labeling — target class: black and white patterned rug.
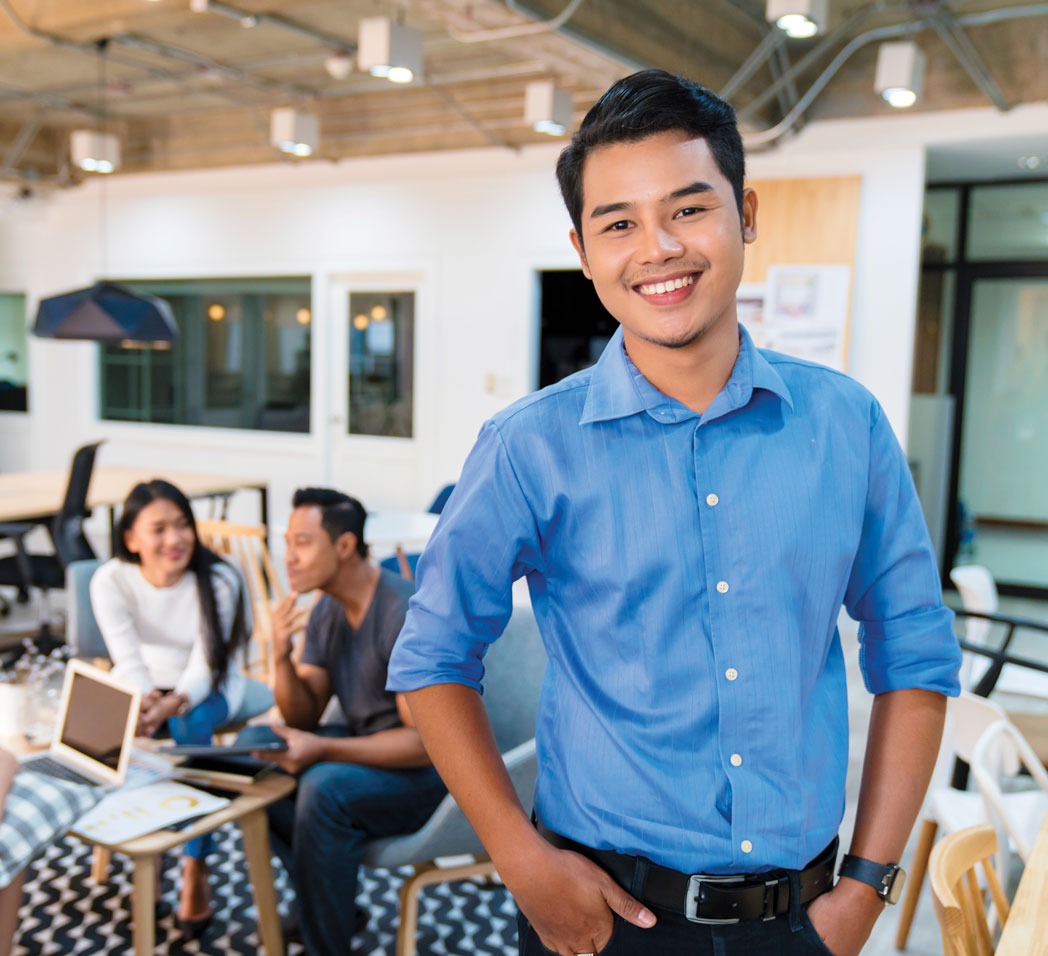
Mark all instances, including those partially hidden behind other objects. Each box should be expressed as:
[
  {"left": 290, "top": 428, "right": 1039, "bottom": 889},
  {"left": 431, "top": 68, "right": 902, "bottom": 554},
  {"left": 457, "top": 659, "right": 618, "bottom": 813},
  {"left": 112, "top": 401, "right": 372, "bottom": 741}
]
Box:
[{"left": 15, "top": 826, "right": 518, "bottom": 955}]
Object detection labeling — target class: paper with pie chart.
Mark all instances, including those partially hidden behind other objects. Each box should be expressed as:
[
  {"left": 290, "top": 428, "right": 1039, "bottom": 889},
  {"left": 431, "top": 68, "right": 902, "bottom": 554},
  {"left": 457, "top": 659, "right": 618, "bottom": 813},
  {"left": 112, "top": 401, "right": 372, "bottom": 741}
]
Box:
[{"left": 72, "top": 780, "right": 231, "bottom": 843}]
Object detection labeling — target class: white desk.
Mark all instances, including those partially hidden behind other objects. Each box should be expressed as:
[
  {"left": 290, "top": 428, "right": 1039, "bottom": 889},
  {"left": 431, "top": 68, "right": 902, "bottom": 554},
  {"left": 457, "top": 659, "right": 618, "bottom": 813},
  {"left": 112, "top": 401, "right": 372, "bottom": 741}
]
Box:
[{"left": 366, "top": 510, "right": 439, "bottom": 555}]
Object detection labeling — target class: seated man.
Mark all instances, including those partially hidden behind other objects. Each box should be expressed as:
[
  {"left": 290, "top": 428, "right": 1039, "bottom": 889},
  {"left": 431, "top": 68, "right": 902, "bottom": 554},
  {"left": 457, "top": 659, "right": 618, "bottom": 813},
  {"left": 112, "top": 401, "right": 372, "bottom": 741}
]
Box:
[{"left": 240, "top": 488, "right": 445, "bottom": 956}]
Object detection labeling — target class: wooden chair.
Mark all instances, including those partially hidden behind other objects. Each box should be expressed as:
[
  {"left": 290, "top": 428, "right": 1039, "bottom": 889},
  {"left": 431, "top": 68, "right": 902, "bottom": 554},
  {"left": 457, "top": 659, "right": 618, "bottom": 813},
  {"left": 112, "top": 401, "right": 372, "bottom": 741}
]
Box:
[
  {"left": 196, "top": 520, "right": 285, "bottom": 686},
  {"left": 929, "top": 824, "right": 1010, "bottom": 956},
  {"left": 896, "top": 692, "right": 1009, "bottom": 949}
]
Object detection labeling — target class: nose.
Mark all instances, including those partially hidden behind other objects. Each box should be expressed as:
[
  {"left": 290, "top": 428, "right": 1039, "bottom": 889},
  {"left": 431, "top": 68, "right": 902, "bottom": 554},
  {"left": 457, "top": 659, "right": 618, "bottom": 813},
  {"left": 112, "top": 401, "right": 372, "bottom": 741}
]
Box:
[{"left": 637, "top": 223, "right": 684, "bottom": 264}]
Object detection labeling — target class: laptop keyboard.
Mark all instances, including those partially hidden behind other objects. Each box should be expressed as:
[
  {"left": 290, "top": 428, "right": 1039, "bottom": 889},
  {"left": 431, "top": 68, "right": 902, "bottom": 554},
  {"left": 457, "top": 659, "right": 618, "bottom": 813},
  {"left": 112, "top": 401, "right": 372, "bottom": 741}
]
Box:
[{"left": 23, "top": 756, "right": 97, "bottom": 788}]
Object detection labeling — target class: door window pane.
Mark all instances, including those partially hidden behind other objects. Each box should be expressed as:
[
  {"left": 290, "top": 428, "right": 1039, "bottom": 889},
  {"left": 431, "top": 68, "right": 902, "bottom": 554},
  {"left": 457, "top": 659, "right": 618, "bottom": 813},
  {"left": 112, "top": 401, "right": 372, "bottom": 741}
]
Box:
[
  {"left": 967, "top": 183, "right": 1048, "bottom": 261},
  {"left": 348, "top": 292, "right": 414, "bottom": 438},
  {"left": 0, "top": 293, "right": 28, "bottom": 412}
]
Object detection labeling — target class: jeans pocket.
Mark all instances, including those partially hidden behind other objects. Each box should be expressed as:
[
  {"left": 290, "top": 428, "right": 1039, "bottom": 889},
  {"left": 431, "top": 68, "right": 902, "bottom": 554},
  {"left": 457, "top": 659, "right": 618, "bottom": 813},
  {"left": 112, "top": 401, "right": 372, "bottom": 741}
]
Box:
[
  {"left": 800, "top": 906, "right": 839, "bottom": 956},
  {"left": 517, "top": 911, "right": 621, "bottom": 956}
]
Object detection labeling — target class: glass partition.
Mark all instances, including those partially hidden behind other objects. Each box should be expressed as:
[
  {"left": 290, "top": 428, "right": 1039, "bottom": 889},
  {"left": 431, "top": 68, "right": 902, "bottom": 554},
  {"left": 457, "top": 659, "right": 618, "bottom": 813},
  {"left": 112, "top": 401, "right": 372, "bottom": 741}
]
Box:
[{"left": 0, "top": 293, "right": 28, "bottom": 412}]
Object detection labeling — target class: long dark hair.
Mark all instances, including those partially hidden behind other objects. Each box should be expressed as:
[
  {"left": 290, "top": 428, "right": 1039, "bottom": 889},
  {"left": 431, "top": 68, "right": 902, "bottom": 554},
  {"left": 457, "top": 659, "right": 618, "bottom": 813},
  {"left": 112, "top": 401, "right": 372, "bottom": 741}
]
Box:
[{"left": 115, "top": 479, "right": 247, "bottom": 692}]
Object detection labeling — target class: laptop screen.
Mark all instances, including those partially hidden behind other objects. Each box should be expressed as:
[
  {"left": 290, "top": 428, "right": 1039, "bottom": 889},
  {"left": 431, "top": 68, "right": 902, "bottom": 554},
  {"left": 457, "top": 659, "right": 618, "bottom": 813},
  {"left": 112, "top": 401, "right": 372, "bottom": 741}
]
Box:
[{"left": 58, "top": 670, "right": 136, "bottom": 769}]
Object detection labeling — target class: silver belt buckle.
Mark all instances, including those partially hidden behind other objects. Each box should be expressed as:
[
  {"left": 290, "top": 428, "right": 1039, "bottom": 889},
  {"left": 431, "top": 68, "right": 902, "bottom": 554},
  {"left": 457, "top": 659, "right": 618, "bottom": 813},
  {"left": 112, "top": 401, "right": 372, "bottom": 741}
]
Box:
[{"left": 684, "top": 873, "right": 745, "bottom": 925}]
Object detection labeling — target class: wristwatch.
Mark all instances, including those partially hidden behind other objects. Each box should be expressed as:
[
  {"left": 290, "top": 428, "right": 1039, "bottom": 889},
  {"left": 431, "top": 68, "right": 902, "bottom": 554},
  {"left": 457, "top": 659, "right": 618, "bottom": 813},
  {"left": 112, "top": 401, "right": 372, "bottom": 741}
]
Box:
[{"left": 837, "top": 854, "right": 907, "bottom": 904}]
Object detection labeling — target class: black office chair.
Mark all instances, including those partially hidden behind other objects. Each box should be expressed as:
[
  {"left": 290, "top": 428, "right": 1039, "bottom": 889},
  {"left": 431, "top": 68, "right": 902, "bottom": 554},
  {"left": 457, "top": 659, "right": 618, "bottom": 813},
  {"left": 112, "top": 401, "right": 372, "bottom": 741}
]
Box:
[{"left": 0, "top": 441, "right": 104, "bottom": 646}]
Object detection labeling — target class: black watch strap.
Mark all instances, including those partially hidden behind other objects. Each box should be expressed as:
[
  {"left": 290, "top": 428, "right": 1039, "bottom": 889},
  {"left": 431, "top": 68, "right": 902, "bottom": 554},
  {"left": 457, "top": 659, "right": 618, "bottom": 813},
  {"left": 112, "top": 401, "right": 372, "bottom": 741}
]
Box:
[{"left": 837, "top": 854, "right": 906, "bottom": 904}]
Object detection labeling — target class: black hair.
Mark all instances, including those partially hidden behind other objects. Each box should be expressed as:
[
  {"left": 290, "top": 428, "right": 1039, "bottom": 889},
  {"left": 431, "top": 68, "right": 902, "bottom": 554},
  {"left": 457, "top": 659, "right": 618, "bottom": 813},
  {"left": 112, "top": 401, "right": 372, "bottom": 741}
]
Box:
[
  {"left": 115, "top": 479, "right": 247, "bottom": 693},
  {"left": 291, "top": 487, "right": 368, "bottom": 559},
  {"left": 556, "top": 69, "right": 746, "bottom": 238}
]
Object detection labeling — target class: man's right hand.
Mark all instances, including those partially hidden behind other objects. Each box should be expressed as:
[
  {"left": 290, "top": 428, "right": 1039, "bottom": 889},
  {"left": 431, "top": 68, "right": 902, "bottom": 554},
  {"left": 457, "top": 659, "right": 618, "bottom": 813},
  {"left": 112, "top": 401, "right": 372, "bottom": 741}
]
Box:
[
  {"left": 503, "top": 837, "right": 656, "bottom": 956},
  {"left": 270, "top": 592, "right": 309, "bottom": 659}
]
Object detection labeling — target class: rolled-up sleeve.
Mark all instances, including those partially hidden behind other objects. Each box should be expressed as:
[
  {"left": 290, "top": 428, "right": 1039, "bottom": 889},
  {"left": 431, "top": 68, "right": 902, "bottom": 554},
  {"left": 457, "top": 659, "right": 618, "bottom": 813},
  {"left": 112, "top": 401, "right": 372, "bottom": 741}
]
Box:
[
  {"left": 844, "top": 401, "right": 962, "bottom": 696},
  {"left": 387, "top": 418, "right": 542, "bottom": 694}
]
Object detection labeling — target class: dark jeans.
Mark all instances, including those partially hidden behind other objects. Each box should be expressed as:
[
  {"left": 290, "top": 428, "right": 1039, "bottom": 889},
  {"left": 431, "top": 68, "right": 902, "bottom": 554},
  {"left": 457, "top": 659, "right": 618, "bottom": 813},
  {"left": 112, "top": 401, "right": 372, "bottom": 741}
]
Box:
[
  {"left": 236, "top": 724, "right": 446, "bottom": 956},
  {"left": 167, "top": 689, "right": 229, "bottom": 860},
  {"left": 517, "top": 868, "right": 837, "bottom": 956}
]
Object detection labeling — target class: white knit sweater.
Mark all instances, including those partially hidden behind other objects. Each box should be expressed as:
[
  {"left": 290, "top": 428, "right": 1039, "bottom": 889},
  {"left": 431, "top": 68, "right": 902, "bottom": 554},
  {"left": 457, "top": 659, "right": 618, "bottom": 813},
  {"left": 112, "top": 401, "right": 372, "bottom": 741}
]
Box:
[{"left": 89, "top": 559, "right": 246, "bottom": 713}]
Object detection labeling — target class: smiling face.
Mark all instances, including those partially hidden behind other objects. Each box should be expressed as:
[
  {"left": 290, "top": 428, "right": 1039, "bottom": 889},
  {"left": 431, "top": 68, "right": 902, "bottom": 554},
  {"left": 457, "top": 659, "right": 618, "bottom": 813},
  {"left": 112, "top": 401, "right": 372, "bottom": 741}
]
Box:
[
  {"left": 570, "top": 130, "right": 757, "bottom": 360},
  {"left": 124, "top": 497, "right": 196, "bottom": 587}
]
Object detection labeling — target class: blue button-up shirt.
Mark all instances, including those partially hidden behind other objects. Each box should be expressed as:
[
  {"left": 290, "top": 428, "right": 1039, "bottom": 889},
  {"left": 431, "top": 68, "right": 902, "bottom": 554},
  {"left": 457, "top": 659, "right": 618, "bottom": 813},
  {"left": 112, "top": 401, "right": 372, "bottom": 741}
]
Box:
[{"left": 389, "top": 326, "right": 961, "bottom": 874}]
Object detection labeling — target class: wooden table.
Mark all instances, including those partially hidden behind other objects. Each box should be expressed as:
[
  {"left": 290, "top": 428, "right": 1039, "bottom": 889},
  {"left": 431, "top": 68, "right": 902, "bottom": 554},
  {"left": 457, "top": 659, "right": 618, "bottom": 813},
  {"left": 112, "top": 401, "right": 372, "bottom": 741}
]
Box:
[
  {"left": 71, "top": 772, "right": 295, "bottom": 956},
  {"left": 0, "top": 465, "right": 269, "bottom": 536},
  {"left": 995, "top": 808, "right": 1048, "bottom": 956}
]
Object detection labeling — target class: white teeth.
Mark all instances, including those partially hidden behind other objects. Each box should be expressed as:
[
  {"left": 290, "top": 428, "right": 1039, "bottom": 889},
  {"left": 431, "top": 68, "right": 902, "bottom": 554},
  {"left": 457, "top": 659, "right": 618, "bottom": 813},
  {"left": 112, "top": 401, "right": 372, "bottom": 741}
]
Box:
[{"left": 638, "top": 275, "right": 695, "bottom": 296}]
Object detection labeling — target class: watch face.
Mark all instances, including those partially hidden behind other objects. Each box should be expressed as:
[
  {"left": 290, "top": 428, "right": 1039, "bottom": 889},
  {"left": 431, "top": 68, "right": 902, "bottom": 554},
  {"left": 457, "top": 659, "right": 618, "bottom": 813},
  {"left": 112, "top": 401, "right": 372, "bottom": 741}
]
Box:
[{"left": 886, "top": 867, "right": 906, "bottom": 905}]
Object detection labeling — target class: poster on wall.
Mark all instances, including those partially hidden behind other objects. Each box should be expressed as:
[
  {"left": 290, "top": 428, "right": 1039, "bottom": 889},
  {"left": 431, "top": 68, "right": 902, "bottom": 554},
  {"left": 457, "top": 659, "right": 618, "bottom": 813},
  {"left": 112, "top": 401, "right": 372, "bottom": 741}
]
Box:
[{"left": 737, "top": 264, "right": 852, "bottom": 371}]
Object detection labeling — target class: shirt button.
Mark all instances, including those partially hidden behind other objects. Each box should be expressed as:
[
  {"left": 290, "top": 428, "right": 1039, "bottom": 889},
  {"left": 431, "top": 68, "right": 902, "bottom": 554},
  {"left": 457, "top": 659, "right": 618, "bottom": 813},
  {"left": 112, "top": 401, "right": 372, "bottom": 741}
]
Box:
[
  {"left": 706, "top": 493, "right": 719, "bottom": 507},
  {"left": 741, "top": 840, "right": 753, "bottom": 854},
  {"left": 725, "top": 668, "right": 738, "bottom": 681},
  {"left": 730, "top": 753, "right": 743, "bottom": 767},
  {"left": 716, "top": 581, "right": 729, "bottom": 594}
]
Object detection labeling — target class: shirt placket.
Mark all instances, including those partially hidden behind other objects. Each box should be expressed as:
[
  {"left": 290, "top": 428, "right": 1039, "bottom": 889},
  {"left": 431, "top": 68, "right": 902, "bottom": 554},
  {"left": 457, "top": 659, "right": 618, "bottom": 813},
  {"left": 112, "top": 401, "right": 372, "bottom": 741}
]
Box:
[{"left": 693, "top": 417, "right": 754, "bottom": 868}]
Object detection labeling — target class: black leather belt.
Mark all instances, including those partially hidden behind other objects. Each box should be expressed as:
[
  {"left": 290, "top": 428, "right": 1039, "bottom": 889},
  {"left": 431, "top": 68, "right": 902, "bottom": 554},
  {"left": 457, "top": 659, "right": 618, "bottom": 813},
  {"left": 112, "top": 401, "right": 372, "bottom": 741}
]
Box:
[{"left": 537, "top": 823, "right": 838, "bottom": 924}]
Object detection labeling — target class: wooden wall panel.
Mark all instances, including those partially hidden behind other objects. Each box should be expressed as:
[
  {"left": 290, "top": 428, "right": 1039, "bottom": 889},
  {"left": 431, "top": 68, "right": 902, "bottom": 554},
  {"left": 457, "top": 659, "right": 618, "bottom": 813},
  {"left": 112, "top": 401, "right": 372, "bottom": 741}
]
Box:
[{"left": 740, "top": 176, "right": 863, "bottom": 286}]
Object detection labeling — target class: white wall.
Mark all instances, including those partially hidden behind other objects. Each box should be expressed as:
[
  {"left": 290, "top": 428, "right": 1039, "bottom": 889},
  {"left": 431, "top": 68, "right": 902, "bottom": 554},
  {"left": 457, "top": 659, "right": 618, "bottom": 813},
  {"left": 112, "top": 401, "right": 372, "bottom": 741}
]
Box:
[{"left": 1, "top": 101, "right": 1045, "bottom": 538}]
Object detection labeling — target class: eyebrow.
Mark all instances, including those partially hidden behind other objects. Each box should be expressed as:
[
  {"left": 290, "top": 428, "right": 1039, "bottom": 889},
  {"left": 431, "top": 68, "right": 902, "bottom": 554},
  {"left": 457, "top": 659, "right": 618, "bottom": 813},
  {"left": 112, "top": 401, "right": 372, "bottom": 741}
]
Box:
[{"left": 589, "top": 181, "right": 717, "bottom": 221}]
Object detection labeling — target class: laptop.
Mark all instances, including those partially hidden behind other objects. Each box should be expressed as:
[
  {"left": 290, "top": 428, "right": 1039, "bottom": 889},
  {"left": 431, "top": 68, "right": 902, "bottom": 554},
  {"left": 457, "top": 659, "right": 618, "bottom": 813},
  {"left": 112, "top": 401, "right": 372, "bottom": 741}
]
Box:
[{"left": 19, "top": 659, "right": 168, "bottom": 790}]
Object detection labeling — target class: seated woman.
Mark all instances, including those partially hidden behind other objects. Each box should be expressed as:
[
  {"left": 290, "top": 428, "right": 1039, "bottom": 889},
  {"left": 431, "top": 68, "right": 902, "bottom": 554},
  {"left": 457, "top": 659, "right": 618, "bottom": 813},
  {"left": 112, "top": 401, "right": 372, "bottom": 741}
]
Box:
[{"left": 90, "top": 480, "right": 249, "bottom": 936}]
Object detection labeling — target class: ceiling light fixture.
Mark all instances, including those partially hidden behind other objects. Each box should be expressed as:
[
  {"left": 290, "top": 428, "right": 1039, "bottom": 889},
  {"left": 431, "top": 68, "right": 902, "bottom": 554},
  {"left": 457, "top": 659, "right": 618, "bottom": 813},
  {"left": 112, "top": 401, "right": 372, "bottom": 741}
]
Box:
[
  {"left": 270, "top": 107, "right": 319, "bottom": 157},
  {"left": 70, "top": 130, "right": 120, "bottom": 174},
  {"left": 525, "top": 80, "right": 572, "bottom": 136},
  {"left": 874, "top": 41, "right": 924, "bottom": 109},
  {"left": 70, "top": 37, "right": 120, "bottom": 175},
  {"left": 765, "top": 0, "right": 828, "bottom": 38},
  {"left": 324, "top": 51, "right": 353, "bottom": 80},
  {"left": 357, "top": 16, "right": 422, "bottom": 84}
]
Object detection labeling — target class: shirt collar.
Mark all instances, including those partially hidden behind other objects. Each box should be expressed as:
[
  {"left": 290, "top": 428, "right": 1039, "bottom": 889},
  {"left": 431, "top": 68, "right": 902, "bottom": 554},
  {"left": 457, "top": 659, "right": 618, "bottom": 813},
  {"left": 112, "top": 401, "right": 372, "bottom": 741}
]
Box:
[{"left": 579, "top": 324, "right": 794, "bottom": 426}]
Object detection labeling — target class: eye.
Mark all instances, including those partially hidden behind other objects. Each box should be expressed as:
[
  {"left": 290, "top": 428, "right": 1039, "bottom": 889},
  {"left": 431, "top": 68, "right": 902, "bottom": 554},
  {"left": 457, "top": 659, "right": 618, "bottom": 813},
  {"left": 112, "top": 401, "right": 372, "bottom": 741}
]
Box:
[
  {"left": 603, "top": 219, "right": 631, "bottom": 233},
  {"left": 675, "top": 206, "right": 706, "bottom": 219}
]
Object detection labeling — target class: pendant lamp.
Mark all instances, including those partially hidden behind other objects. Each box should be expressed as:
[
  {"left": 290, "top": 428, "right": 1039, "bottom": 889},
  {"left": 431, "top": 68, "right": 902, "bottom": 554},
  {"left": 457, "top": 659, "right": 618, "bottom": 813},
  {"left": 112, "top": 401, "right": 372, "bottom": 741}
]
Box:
[{"left": 32, "top": 39, "right": 177, "bottom": 347}]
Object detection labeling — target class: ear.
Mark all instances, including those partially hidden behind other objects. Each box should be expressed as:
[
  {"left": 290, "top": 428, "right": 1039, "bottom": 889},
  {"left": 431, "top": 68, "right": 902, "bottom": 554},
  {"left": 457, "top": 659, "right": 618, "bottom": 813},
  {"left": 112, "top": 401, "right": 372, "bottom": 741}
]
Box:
[
  {"left": 335, "top": 531, "right": 358, "bottom": 560},
  {"left": 569, "top": 229, "right": 592, "bottom": 280},
  {"left": 741, "top": 187, "right": 758, "bottom": 245},
  {"left": 122, "top": 527, "right": 140, "bottom": 556}
]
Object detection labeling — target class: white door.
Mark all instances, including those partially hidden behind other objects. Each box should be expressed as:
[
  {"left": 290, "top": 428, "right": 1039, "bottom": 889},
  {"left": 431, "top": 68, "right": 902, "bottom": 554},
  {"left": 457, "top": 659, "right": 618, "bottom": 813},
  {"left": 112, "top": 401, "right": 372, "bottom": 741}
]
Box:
[{"left": 324, "top": 272, "right": 432, "bottom": 514}]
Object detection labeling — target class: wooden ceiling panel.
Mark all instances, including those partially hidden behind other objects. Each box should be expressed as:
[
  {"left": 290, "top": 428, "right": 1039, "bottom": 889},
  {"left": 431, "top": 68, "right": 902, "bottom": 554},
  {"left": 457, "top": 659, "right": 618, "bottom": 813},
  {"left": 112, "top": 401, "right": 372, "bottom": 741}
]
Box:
[{"left": 0, "top": 0, "right": 1045, "bottom": 186}]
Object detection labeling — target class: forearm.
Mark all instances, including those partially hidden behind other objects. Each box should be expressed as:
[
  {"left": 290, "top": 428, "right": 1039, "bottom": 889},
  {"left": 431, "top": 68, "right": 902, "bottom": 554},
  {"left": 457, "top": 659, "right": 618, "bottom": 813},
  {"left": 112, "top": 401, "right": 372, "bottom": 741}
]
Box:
[
  {"left": 804, "top": 688, "right": 948, "bottom": 956},
  {"left": 849, "top": 688, "right": 946, "bottom": 866},
  {"left": 404, "top": 683, "right": 545, "bottom": 874},
  {"left": 272, "top": 655, "right": 321, "bottom": 729},
  {"left": 318, "top": 726, "right": 433, "bottom": 769}
]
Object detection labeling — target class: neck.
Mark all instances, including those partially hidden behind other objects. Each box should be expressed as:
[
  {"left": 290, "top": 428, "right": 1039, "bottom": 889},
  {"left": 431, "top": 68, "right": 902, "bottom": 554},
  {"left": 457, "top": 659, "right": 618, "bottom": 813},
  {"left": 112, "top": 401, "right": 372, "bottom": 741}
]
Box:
[
  {"left": 622, "top": 318, "right": 741, "bottom": 414},
  {"left": 137, "top": 564, "right": 186, "bottom": 589},
  {"left": 325, "top": 559, "right": 380, "bottom": 625}
]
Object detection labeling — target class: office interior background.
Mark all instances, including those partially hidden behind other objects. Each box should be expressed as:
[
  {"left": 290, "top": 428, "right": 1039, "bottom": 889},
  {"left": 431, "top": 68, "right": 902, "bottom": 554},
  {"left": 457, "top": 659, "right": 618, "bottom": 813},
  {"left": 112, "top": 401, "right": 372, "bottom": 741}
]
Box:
[{"left": 0, "top": 0, "right": 1046, "bottom": 586}]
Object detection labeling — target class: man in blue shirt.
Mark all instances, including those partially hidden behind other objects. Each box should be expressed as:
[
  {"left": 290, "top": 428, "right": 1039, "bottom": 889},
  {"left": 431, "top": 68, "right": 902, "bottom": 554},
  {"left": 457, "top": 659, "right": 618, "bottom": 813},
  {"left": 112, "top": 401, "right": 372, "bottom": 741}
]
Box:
[{"left": 388, "top": 70, "right": 961, "bottom": 956}]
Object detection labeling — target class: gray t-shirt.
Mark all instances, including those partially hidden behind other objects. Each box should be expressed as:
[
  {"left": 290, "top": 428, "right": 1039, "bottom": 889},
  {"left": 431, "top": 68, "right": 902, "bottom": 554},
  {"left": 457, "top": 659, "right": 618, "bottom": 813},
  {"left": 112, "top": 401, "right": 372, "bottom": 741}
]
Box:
[{"left": 300, "top": 569, "right": 414, "bottom": 737}]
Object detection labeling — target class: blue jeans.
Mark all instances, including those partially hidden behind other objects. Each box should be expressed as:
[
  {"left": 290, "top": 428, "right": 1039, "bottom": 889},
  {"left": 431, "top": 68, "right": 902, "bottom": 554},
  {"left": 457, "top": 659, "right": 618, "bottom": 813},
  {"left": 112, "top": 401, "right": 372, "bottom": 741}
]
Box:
[
  {"left": 167, "top": 690, "right": 229, "bottom": 860},
  {"left": 237, "top": 724, "right": 446, "bottom": 956}
]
